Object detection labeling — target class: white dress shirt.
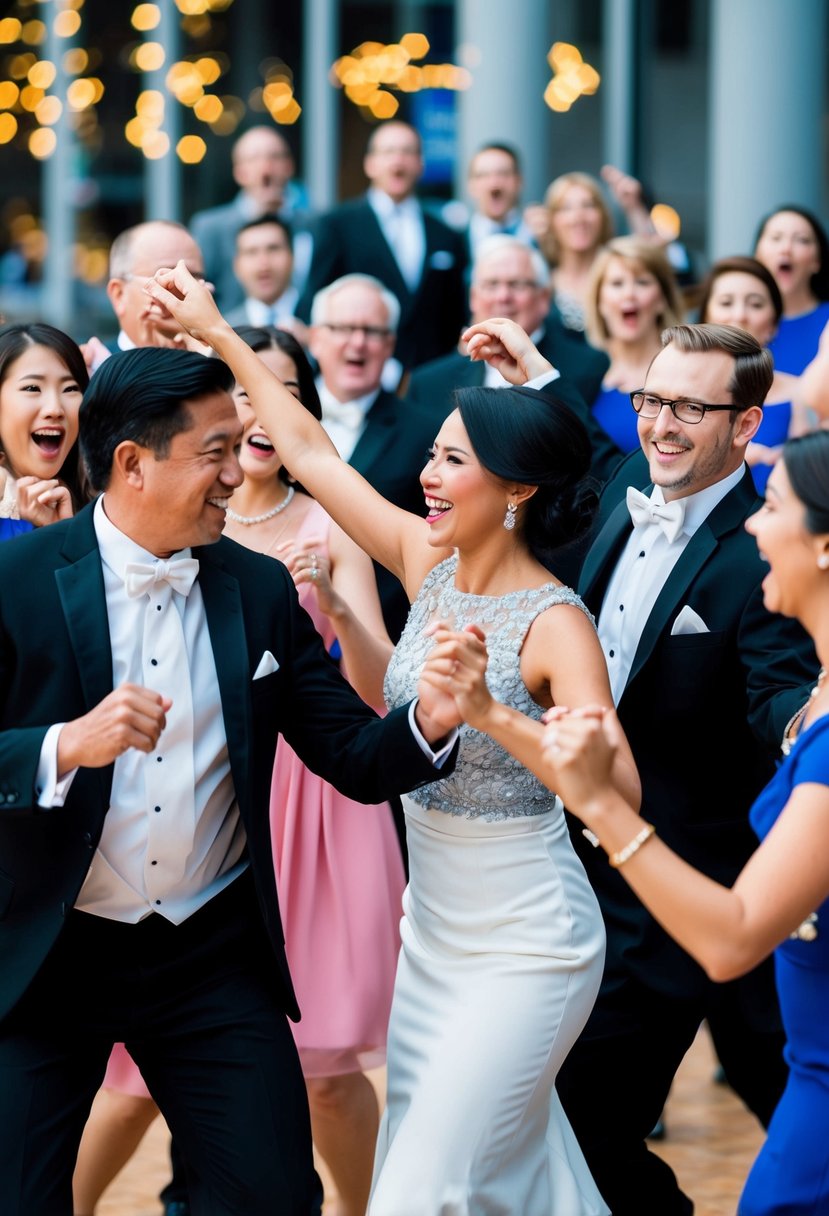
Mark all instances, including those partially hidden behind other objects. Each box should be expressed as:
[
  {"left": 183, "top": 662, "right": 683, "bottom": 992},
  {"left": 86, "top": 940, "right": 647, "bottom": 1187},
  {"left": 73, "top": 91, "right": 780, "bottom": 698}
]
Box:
[
  {"left": 368, "top": 187, "right": 426, "bottom": 292},
  {"left": 44, "top": 498, "right": 247, "bottom": 923},
  {"left": 317, "top": 381, "right": 380, "bottom": 461},
  {"left": 37, "top": 500, "right": 456, "bottom": 922},
  {"left": 598, "top": 465, "right": 746, "bottom": 704},
  {"left": 242, "top": 286, "right": 299, "bottom": 328}
]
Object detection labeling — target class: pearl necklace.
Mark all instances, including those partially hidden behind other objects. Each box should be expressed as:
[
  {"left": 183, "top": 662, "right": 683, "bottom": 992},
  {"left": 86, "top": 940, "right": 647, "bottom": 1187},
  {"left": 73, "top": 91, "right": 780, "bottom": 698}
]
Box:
[
  {"left": 225, "top": 485, "right": 295, "bottom": 526},
  {"left": 781, "top": 667, "right": 826, "bottom": 756}
]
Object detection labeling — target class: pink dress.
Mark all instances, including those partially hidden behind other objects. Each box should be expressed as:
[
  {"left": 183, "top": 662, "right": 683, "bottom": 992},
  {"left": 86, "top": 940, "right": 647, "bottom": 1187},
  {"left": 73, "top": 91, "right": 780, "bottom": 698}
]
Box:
[
  {"left": 271, "top": 502, "right": 405, "bottom": 1077},
  {"left": 101, "top": 502, "right": 404, "bottom": 1097}
]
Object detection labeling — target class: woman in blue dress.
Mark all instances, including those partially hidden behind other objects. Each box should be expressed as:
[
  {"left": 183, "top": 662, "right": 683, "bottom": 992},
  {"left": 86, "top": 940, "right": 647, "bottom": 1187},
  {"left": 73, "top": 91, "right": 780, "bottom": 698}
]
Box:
[
  {"left": 0, "top": 322, "right": 87, "bottom": 538},
  {"left": 584, "top": 236, "right": 684, "bottom": 453},
  {"left": 697, "top": 256, "right": 812, "bottom": 494},
  {"left": 753, "top": 206, "right": 829, "bottom": 375},
  {"left": 519, "top": 429, "right": 829, "bottom": 1216}
]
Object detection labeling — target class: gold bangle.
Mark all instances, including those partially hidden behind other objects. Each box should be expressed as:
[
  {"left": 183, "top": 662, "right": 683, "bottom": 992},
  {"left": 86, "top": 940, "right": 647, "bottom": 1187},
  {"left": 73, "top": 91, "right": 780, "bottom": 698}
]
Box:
[{"left": 608, "top": 822, "right": 656, "bottom": 868}]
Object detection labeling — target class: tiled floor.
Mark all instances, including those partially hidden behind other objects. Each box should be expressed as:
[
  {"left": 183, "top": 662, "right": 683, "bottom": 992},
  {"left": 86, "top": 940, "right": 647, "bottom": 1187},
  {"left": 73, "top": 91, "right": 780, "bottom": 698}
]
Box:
[{"left": 97, "top": 1026, "right": 763, "bottom": 1215}]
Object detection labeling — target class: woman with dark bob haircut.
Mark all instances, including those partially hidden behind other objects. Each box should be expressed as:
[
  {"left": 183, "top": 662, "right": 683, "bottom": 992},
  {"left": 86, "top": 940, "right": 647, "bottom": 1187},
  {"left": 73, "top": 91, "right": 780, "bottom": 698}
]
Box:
[
  {"left": 525, "top": 428, "right": 829, "bottom": 1216},
  {"left": 0, "top": 322, "right": 88, "bottom": 540},
  {"left": 146, "top": 265, "right": 639, "bottom": 1216}
]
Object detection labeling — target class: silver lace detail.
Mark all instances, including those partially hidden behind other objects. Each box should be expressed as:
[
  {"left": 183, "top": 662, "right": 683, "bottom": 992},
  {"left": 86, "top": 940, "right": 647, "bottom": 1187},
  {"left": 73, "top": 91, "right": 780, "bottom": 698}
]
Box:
[{"left": 384, "top": 555, "right": 596, "bottom": 819}]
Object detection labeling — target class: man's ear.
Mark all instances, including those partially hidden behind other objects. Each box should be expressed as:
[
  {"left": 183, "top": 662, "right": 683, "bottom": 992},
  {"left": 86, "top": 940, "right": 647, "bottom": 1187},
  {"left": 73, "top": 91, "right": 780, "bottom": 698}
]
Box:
[
  {"left": 106, "top": 278, "right": 127, "bottom": 322},
  {"left": 111, "top": 441, "right": 147, "bottom": 490},
  {"left": 733, "top": 405, "right": 764, "bottom": 449}
]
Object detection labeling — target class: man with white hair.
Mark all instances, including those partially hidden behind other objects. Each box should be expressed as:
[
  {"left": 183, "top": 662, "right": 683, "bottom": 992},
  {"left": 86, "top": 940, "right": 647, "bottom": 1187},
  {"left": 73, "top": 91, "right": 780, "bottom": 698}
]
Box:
[{"left": 308, "top": 273, "right": 439, "bottom": 641}]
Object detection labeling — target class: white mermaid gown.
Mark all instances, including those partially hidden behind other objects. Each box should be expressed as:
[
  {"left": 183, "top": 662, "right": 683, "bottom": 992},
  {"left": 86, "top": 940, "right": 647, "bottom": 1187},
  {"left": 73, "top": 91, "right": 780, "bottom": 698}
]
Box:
[{"left": 372, "top": 556, "right": 609, "bottom": 1216}]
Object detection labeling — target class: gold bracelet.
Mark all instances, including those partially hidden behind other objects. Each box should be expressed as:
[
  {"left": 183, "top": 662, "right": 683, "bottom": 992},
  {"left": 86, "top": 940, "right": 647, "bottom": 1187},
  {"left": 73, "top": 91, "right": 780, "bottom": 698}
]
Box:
[{"left": 608, "top": 822, "right": 656, "bottom": 868}]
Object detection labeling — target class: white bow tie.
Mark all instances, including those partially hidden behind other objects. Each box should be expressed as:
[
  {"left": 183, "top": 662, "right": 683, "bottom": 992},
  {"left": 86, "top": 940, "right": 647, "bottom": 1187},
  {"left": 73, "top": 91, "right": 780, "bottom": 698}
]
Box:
[
  {"left": 322, "top": 398, "right": 367, "bottom": 431},
  {"left": 626, "top": 487, "right": 686, "bottom": 543},
  {"left": 124, "top": 558, "right": 200, "bottom": 599}
]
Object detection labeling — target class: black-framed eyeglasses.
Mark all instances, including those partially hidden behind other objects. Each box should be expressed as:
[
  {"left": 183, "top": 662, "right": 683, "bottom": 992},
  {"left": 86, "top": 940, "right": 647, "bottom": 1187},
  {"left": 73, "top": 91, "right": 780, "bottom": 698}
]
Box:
[
  {"left": 321, "top": 323, "right": 392, "bottom": 342},
  {"left": 629, "top": 390, "right": 738, "bottom": 426}
]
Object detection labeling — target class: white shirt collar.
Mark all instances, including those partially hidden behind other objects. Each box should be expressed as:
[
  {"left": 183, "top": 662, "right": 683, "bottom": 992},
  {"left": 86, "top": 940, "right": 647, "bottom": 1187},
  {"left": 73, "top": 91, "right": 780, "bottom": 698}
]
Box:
[
  {"left": 316, "top": 380, "right": 380, "bottom": 421},
  {"left": 649, "top": 463, "right": 747, "bottom": 538},
  {"left": 367, "top": 186, "right": 419, "bottom": 221},
  {"left": 94, "top": 495, "right": 194, "bottom": 583}
]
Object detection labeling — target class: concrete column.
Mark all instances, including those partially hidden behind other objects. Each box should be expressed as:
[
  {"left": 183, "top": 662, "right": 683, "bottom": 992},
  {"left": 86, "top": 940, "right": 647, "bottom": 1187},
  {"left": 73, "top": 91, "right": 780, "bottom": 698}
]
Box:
[
  {"left": 42, "top": 0, "right": 75, "bottom": 331},
  {"left": 602, "top": 0, "right": 637, "bottom": 173},
  {"left": 456, "top": 0, "right": 553, "bottom": 203},
  {"left": 708, "top": 0, "right": 827, "bottom": 258},
  {"left": 144, "top": 0, "right": 182, "bottom": 221},
  {"left": 303, "top": 0, "right": 338, "bottom": 210}
]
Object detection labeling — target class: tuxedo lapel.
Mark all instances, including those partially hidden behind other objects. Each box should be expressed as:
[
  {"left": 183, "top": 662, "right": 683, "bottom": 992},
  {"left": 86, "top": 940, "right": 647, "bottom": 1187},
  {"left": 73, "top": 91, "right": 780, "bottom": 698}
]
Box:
[
  {"left": 349, "top": 392, "right": 397, "bottom": 475},
  {"left": 624, "top": 470, "right": 759, "bottom": 688},
  {"left": 55, "top": 507, "right": 113, "bottom": 715},
  {"left": 195, "top": 546, "right": 253, "bottom": 804},
  {"left": 358, "top": 199, "right": 412, "bottom": 301},
  {"left": 626, "top": 525, "right": 718, "bottom": 687},
  {"left": 579, "top": 500, "right": 632, "bottom": 608}
]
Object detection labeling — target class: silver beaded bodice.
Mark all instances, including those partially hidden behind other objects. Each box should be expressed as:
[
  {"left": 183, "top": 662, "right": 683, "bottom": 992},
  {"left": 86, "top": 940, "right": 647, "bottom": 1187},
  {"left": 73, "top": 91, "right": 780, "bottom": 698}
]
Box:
[{"left": 384, "top": 555, "right": 595, "bottom": 819}]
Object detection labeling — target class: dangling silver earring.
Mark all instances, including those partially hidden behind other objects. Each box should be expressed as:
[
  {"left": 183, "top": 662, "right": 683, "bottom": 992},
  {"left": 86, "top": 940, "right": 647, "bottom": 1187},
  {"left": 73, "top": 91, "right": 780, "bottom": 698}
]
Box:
[
  {"left": 503, "top": 501, "right": 517, "bottom": 531},
  {"left": 818, "top": 554, "right": 829, "bottom": 570}
]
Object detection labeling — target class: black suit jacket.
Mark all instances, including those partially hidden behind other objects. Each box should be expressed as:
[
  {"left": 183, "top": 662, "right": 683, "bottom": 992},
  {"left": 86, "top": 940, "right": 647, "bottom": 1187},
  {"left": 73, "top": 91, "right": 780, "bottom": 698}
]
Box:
[
  {"left": 405, "top": 342, "right": 623, "bottom": 489},
  {"left": 347, "top": 389, "right": 438, "bottom": 640},
  {"left": 0, "top": 506, "right": 453, "bottom": 1024},
  {"left": 575, "top": 452, "right": 817, "bottom": 1001},
  {"left": 298, "top": 196, "right": 468, "bottom": 369}
]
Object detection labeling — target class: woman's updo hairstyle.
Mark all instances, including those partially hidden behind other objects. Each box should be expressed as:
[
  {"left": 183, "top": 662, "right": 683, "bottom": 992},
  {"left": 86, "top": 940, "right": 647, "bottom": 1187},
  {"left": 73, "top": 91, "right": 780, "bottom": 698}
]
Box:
[
  {"left": 455, "top": 384, "right": 598, "bottom": 569},
  {"left": 782, "top": 430, "right": 829, "bottom": 535}
]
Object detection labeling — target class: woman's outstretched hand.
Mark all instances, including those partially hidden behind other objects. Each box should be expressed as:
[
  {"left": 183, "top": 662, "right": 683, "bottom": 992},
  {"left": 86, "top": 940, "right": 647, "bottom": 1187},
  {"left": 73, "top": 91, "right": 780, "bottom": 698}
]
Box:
[
  {"left": 540, "top": 704, "right": 621, "bottom": 819},
  {"left": 143, "top": 262, "right": 230, "bottom": 348},
  {"left": 461, "top": 317, "right": 554, "bottom": 385}
]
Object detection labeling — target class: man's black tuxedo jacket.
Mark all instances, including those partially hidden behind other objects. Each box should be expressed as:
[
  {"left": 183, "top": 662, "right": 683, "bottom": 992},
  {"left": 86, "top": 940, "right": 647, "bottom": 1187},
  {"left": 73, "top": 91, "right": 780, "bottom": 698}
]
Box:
[
  {"left": 404, "top": 339, "right": 623, "bottom": 489},
  {"left": 0, "top": 506, "right": 451, "bottom": 1025},
  {"left": 297, "top": 196, "right": 468, "bottom": 369},
  {"left": 348, "top": 389, "right": 438, "bottom": 641},
  {"left": 574, "top": 451, "right": 817, "bottom": 999}
]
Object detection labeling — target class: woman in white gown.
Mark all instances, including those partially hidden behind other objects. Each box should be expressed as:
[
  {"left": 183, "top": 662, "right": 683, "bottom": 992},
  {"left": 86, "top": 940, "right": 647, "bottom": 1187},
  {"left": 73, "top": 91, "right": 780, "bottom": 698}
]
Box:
[{"left": 146, "top": 268, "right": 641, "bottom": 1216}]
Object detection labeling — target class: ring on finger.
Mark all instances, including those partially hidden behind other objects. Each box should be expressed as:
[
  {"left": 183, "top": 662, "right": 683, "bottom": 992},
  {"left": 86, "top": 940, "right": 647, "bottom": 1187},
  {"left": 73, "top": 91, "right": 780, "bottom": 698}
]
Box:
[{"left": 310, "top": 566, "right": 320, "bottom": 581}]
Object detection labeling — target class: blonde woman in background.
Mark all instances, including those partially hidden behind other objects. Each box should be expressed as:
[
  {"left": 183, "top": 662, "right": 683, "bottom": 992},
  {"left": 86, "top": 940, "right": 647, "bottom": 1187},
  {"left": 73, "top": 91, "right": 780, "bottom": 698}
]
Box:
[{"left": 584, "top": 236, "right": 684, "bottom": 453}]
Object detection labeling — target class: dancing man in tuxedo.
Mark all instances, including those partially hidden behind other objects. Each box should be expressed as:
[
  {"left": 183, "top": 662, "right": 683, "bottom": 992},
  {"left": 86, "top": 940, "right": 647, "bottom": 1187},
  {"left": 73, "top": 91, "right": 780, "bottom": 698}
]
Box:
[
  {"left": 461, "top": 314, "right": 816, "bottom": 1212},
  {"left": 553, "top": 321, "right": 816, "bottom": 1213},
  {"left": 0, "top": 347, "right": 457, "bottom": 1216}
]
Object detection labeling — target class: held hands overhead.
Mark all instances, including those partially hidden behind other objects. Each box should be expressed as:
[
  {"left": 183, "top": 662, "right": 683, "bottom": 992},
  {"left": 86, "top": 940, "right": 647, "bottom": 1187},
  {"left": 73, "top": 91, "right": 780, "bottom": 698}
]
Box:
[
  {"left": 143, "top": 262, "right": 228, "bottom": 348},
  {"left": 461, "top": 318, "right": 554, "bottom": 385}
]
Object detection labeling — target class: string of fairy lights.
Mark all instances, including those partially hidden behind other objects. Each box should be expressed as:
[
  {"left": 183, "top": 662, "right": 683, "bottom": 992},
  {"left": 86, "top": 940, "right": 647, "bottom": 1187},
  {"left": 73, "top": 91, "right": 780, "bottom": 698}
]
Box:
[{"left": 0, "top": 2, "right": 679, "bottom": 287}]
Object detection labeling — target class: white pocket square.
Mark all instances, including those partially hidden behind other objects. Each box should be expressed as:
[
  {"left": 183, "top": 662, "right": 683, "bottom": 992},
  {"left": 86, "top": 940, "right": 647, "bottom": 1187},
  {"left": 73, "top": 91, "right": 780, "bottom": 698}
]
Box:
[
  {"left": 253, "top": 650, "right": 280, "bottom": 679},
  {"left": 671, "top": 606, "right": 709, "bottom": 636}
]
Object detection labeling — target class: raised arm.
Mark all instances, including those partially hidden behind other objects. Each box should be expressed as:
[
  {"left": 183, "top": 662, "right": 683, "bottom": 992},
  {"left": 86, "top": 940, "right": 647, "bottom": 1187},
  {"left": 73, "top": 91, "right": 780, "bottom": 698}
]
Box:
[
  {"left": 144, "top": 263, "right": 429, "bottom": 593},
  {"left": 541, "top": 705, "right": 829, "bottom": 980}
]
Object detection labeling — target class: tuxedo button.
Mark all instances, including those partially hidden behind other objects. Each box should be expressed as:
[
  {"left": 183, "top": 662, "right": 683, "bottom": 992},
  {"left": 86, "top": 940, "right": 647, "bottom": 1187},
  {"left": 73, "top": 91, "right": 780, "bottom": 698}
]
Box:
[{"left": 83, "top": 832, "right": 93, "bottom": 846}]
